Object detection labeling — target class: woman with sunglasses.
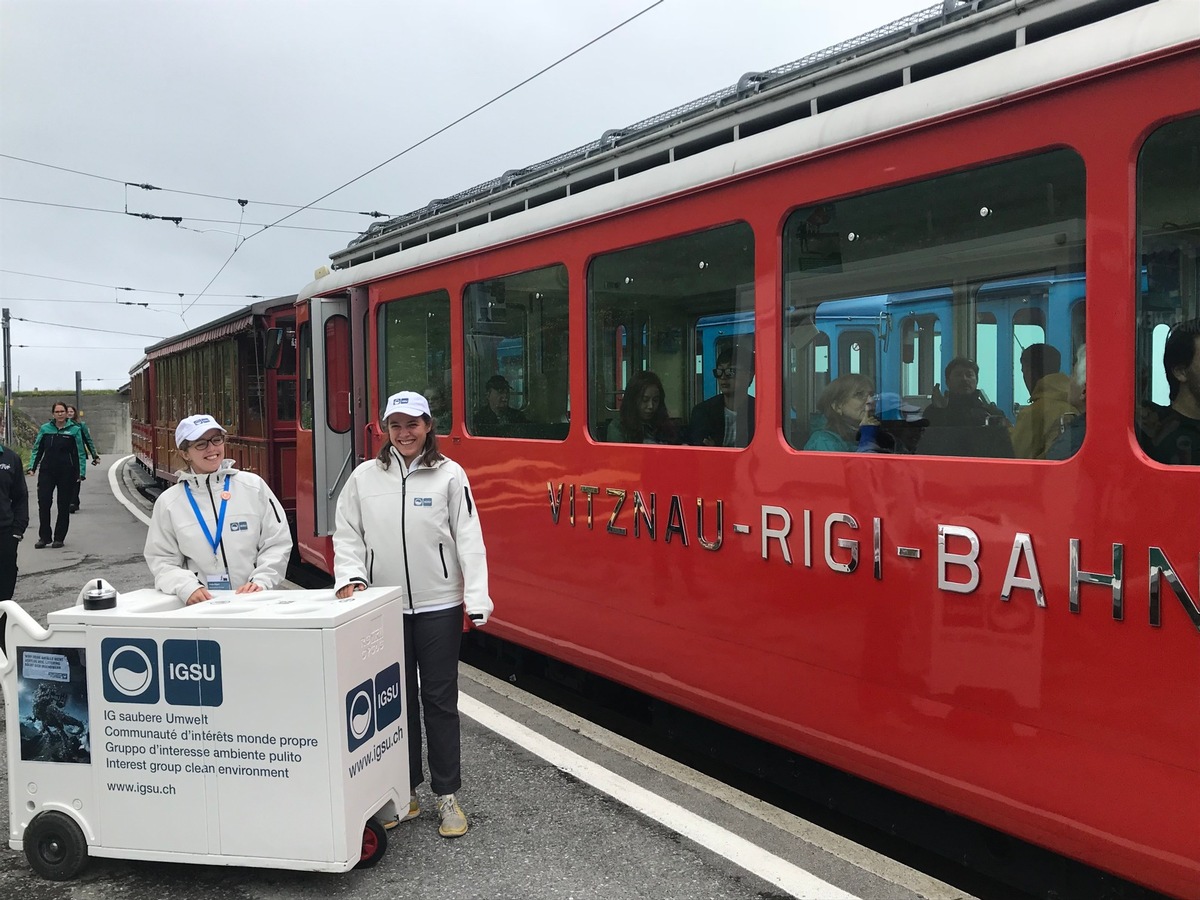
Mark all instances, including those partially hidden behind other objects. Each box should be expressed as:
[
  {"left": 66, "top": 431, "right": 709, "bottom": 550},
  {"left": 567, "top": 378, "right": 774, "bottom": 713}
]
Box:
[{"left": 144, "top": 414, "right": 292, "bottom": 605}]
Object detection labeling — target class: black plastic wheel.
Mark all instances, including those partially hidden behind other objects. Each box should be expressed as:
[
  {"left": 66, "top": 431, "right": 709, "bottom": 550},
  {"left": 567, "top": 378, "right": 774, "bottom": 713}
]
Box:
[
  {"left": 357, "top": 816, "right": 387, "bottom": 868},
  {"left": 24, "top": 810, "right": 88, "bottom": 880}
]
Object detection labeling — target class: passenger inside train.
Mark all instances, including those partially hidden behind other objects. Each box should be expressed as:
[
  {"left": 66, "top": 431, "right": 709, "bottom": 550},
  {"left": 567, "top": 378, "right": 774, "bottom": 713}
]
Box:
[
  {"left": 1011, "top": 344, "right": 1078, "bottom": 459},
  {"left": 917, "top": 357, "right": 1014, "bottom": 458},
  {"left": 1138, "top": 318, "right": 1200, "bottom": 466},
  {"left": 472, "top": 375, "right": 527, "bottom": 428},
  {"left": 1047, "top": 344, "right": 1087, "bottom": 460},
  {"left": 804, "top": 374, "right": 895, "bottom": 453},
  {"left": 606, "top": 370, "right": 680, "bottom": 444},
  {"left": 685, "top": 344, "right": 756, "bottom": 447}
]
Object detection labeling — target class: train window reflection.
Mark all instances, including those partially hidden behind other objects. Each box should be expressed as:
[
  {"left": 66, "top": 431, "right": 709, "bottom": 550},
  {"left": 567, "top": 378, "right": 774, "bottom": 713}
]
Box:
[
  {"left": 377, "top": 290, "right": 452, "bottom": 434},
  {"left": 783, "top": 149, "right": 1086, "bottom": 458},
  {"left": 588, "top": 222, "right": 755, "bottom": 447},
  {"left": 464, "top": 265, "right": 569, "bottom": 440},
  {"left": 1136, "top": 114, "right": 1200, "bottom": 467}
]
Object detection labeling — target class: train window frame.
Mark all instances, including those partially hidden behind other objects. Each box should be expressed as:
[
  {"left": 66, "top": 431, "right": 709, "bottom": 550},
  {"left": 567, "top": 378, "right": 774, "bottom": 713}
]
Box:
[
  {"left": 587, "top": 221, "right": 756, "bottom": 447},
  {"left": 323, "top": 314, "right": 351, "bottom": 434},
  {"left": 463, "top": 264, "right": 570, "bottom": 441},
  {"left": 1135, "top": 114, "right": 1200, "bottom": 467},
  {"left": 782, "top": 148, "right": 1086, "bottom": 458},
  {"left": 376, "top": 289, "right": 453, "bottom": 434}
]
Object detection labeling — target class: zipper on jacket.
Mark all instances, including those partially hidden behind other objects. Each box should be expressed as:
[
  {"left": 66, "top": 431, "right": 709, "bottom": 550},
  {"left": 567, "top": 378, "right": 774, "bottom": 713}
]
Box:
[
  {"left": 438, "top": 543, "right": 448, "bottom": 579},
  {"left": 399, "top": 462, "right": 415, "bottom": 610}
]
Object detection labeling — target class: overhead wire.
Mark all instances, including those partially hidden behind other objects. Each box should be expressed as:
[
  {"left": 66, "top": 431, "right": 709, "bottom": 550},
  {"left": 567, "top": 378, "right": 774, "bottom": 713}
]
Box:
[
  {"left": 247, "top": 0, "right": 666, "bottom": 242},
  {"left": 181, "top": 0, "right": 665, "bottom": 315},
  {"left": 0, "top": 196, "right": 362, "bottom": 234},
  {"left": 0, "top": 268, "right": 274, "bottom": 299},
  {"left": 0, "top": 153, "right": 393, "bottom": 218}
]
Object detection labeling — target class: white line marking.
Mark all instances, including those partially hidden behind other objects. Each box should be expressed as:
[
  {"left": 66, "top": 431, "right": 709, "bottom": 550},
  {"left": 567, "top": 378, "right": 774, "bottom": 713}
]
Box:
[
  {"left": 109, "top": 455, "right": 151, "bottom": 526},
  {"left": 459, "top": 692, "right": 859, "bottom": 900}
]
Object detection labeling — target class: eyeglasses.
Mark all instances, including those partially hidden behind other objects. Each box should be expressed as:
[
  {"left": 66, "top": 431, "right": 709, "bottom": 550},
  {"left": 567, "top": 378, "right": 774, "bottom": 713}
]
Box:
[
  {"left": 850, "top": 389, "right": 872, "bottom": 400},
  {"left": 189, "top": 435, "right": 225, "bottom": 451},
  {"left": 713, "top": 367, "right": 737, "bottom": 378}
]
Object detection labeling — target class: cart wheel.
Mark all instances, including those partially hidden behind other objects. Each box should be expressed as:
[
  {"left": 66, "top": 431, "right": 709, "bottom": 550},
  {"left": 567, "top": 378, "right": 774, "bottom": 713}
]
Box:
[
  {"left": 358, "top": 816, "right": 387, "bottom": 868},
  {"left": 24, "top": 810, "right": 88, "bottom": 880}
]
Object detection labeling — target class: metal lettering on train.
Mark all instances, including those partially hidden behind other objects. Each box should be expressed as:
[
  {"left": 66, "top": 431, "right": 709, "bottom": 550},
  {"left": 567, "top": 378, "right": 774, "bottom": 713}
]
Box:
[{"left": 548, "top": 482, "right": 1200, "bottom": 633}]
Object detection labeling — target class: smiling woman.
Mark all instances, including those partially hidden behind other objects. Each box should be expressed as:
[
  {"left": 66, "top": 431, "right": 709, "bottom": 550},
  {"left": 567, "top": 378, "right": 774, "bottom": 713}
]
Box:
[
  {"left": 330, "top": 389, "right": 494, "bottom": 839},
  {"left": 143, "top": 413, "right": 292, "bottom": 606}
]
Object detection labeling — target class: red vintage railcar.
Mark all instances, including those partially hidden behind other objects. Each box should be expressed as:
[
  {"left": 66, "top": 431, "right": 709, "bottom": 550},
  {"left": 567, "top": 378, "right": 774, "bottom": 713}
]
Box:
[
  {"left": 129, "top": 296, "right": 299, "bottom": 518},
  {"left": 289, "top": 1, "right": 1198, "bottom": 895}
]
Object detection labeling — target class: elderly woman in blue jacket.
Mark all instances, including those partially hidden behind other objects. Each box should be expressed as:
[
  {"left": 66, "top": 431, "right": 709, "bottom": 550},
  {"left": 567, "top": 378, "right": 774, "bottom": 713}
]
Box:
[{"left": 334, "top": 390, "right": 493, "bottom": 841}]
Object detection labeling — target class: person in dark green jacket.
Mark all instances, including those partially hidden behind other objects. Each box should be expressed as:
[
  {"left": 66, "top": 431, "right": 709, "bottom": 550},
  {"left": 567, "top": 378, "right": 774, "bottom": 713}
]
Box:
[
  {"left": 65, "top": 405, "right": 100, "bottom": 512},
  {"left": 27, "top": 402, "right": 85, "bottom": 548}
]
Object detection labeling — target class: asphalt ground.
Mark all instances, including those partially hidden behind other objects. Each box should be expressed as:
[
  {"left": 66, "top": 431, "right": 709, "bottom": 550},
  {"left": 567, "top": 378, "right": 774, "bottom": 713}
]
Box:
[{"left": 0, "top": 458, "right": 974, "bottom": 900}]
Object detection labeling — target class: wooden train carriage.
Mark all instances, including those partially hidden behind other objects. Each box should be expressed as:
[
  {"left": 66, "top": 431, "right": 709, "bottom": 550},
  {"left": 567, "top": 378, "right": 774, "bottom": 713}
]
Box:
[
  {"left": 294, "top": 1, "right": 1199, "bottom": 895},
  {"left": 139, "top": 296, "right": 299, "bottom": 517}
]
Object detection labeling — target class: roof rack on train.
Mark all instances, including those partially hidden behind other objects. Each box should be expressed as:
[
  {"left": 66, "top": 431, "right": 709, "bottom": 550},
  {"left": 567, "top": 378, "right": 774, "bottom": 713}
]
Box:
[
  {"left": 141, "top": 295, "right": 297, "bottom": 359},
  {"left": 331, "top": 0, "right": 1159, "bottom": 270}
]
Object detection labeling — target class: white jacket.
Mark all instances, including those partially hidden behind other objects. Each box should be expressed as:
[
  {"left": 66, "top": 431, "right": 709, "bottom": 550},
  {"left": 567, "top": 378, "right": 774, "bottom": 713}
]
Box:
[
  {"left": 333, "top": 449, "right": 493, "bottom": 621},
  {"left": 144, "top": 460, "right": 292, "bottom": 603}
]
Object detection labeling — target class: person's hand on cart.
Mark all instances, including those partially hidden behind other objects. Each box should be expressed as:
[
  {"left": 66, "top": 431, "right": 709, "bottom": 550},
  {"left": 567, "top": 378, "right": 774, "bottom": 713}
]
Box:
[{"left": 186, "top": 587, "right": 213, "bottom": 605}]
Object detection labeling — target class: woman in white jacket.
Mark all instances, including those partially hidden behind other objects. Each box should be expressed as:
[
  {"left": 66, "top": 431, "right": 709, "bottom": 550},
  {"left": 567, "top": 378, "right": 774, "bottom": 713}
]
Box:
[
  {"left": 144, "top": 414, "right": 292, "bottom": 605},
  {"left": 334, "top": 390, "right": 492, "bottom": 839}
]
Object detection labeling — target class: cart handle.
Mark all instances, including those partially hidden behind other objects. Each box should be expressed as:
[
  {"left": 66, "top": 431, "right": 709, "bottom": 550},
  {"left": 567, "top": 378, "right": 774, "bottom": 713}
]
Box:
[{"left": 0, "top": 599, "right": 51, "bottom": 671}]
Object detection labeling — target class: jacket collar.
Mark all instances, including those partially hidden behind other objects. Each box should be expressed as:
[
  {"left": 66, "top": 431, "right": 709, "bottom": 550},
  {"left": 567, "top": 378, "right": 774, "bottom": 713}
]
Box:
[{"left": 174, "top": 458, "right": 238, "bottom": 488}]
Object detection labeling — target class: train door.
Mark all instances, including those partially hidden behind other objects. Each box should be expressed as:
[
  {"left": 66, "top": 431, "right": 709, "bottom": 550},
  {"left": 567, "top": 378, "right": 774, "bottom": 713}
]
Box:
[{"left": 309, "top": 295, "right": 354, "bottom": 537}]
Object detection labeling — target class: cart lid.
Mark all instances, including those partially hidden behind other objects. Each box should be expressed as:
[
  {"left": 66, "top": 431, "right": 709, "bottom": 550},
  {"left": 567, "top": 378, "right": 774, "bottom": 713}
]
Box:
[{"left": 47, "top": 587, "right": 406, "bottom": 628}]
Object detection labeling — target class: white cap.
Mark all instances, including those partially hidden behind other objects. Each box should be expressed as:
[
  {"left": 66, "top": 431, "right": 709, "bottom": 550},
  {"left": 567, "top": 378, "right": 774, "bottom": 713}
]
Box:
[
  {"left": 175, "top": 414, "right": 226, "bottom": 448},
  {"left": 382, "top": 391, "right": 431, "bottom": 421}
]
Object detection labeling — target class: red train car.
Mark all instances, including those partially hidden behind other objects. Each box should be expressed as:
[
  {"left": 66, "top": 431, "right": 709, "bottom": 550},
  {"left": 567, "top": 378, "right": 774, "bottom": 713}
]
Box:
[
  {"left": 284, "top": 1, "right": 1198, "bottom": 895},
  {"left": 129, "top": 296, "right": 299, "bottom": 519}
]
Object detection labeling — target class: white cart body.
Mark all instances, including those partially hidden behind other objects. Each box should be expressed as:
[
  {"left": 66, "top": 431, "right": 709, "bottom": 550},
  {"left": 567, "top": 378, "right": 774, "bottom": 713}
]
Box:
[{"left": 1, "top": 587, "right": 408, "bottom": 872}]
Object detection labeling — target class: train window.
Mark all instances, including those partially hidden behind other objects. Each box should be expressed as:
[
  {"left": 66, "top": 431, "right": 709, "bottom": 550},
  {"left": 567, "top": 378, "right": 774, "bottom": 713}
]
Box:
[
  {"left": 1135, "top": 114, "right": 1200, "bottom": 467},
  {"left": 464, "top": 264, "right": 569, "bottom": 440},
  {"left": 324, "top": 315, "right": 351, "bottom": 434},
  {"left": 588, "top": 222, "right": 755, "bottom": 446},
  {"left": 299, "top": 321, "right": 313, "bottom": 431},
  {"left": 377, "top": 290, "right": 452, "bottom": 434},
  {"left": 237, "top": 332, "right": 266, "bottom": 439},
  {"left": 783, "top": 149, "right": 1085, "bottom": 457}
]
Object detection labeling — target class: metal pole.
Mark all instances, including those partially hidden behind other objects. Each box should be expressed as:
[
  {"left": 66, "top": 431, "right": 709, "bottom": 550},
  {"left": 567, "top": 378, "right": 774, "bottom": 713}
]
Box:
[
  {"left": 2, "top": 308, "right": 11, "bottom": 443},
  {"left": 75, "top": 371, "right": 82, "bottom": 415}
]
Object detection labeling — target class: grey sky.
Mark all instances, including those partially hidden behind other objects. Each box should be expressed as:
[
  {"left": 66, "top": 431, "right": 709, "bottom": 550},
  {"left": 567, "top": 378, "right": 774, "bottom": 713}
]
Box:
[{"left": 1, "top": 0, "right": 909, "bottom": 392}]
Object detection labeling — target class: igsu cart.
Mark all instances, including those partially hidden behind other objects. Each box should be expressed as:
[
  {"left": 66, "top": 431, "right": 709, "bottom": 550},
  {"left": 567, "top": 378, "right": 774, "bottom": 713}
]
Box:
[{"left": 0, "top": 583, "right": 409, "bottom": 879}]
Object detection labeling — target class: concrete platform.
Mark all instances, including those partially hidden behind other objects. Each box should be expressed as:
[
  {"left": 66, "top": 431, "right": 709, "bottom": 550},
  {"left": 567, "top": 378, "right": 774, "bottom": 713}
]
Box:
[{"left": 0, "top": 457, "right": 974, "bottom": 899}]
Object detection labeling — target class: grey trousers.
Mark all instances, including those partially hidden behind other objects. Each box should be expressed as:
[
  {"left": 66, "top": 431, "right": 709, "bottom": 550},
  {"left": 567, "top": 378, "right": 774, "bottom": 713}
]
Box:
[{"left": 404, "top": 605, "right": 463, "bottom": 796}]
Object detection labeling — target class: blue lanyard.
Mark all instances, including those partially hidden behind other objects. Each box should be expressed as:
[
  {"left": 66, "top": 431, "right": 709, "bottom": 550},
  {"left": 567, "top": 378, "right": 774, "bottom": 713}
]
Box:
[{"left": 184, "top": 475, "right": 231, "bottom": 556}]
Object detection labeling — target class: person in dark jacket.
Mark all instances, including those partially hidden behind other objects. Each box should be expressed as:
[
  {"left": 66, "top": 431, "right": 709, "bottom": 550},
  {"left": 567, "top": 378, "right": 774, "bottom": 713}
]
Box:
[
  {"left": 686, "top": 343, "right": 756, "bottom": 447},
  {"left": 917, "top": 357, "right": 1014, "bottom": 458},
  {"left": 27, "top": 402, "right": 84, "bottom": 549},
  {"left": 65, "top": 405, "right": 100, "bottom": 512},
  {"left": 0, "top": 441, "right": 30, "bottom": 601},
  {"left": 1138, "top": 319, "right": 1200, "bottom": 466}
]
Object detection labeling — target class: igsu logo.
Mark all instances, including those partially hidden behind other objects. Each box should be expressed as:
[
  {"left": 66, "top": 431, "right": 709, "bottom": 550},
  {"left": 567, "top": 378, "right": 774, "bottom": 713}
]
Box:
[
  {"left": 345, "top": 662, "right": 402, "bottom": 751},
  {"left": 163, "top": 639, "right": 223, "bottom": 707},
  {"left": 102, "top": 638, "right": 160, "bottom": 704},
  {"left": 101, "top": 638, "right": 222, "bottom": 707}
]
